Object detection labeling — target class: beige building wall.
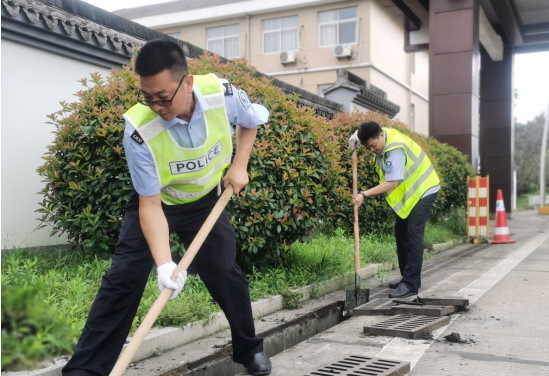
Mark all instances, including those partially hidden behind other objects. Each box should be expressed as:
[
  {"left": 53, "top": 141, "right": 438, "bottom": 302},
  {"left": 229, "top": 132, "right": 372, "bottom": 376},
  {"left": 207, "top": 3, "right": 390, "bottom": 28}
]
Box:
[
  {"left": 157, "top": 0, "right": 430, "bottom": 135},
  {"left": 367, "top": 0, "right": 429, "bottom": 134},
  {"left": 248, "top": 2, "right": 370, "bottom": 72}
]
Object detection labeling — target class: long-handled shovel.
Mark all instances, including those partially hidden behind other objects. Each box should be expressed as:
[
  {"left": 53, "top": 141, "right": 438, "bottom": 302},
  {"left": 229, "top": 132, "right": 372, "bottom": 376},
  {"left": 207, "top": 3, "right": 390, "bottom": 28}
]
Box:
[
  {"left": 109, "top": 186, "right": 234, "bottom": 376},
  {"left": 344, "top": 149, "right": 369, "bottom": 312}
]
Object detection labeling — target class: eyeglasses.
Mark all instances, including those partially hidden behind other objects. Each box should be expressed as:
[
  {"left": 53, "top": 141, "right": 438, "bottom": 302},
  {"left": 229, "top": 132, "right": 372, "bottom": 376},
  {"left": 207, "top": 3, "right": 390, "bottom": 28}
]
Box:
[{"left": 137, "top": 75, "right": 186, "bottom": 108}]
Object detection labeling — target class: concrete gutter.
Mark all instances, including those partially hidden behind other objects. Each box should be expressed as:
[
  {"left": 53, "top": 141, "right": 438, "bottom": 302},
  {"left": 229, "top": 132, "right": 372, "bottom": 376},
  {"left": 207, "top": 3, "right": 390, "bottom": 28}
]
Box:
[{"left": 126, "top": 262, "right": 393, "bottom": 363}]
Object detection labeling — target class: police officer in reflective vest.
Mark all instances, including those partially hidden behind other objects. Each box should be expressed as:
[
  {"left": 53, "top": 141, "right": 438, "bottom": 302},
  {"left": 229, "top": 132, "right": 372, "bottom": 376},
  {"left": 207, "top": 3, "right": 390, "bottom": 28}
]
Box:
[
  {"left": 348, "top": 121, "right": 440, "bottom": 298},
  {"left": 63, "top": 40, "right": 272, "bottom": 375}
]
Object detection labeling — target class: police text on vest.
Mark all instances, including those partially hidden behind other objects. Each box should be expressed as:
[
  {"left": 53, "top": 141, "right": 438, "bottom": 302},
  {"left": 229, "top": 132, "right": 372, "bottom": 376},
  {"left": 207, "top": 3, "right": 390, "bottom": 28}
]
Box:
[{"left": 169, "top": 141, "right": 222, "bottom": 175}]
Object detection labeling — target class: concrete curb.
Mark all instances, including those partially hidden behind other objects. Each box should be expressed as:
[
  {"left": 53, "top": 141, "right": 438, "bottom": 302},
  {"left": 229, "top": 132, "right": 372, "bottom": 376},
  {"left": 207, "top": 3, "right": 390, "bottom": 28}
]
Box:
[{"left": 430, "top": 240, "right": 460, "bottom": 255}]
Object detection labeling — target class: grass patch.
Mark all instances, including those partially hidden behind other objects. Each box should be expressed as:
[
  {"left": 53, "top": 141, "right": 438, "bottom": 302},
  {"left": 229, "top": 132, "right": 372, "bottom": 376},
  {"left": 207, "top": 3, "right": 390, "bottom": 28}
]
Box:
[
  {"left": 247, "top": 229, "right": 397, "bottom": 301},
  {"left": 0, "top": 250, "right": 220, "bottom": 337},
  {"left": 424, "top": 223, "right": 459, "bottom": 246},
  {"left": 516, "top": 192, "right": 549, "bottom": 210},
  {"left": 1, "top": 224, "right": 458, "bottom": 370}
]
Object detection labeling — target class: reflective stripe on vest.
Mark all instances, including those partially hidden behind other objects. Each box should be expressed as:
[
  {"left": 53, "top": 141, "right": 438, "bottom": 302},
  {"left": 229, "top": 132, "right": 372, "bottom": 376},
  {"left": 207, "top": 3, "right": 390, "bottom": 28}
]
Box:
[
  {"left": 374, "top": 128, "right": 440, "bottom": 218},
  {"left": 123, "top": 73, "right": 233, "bottom": 205}
]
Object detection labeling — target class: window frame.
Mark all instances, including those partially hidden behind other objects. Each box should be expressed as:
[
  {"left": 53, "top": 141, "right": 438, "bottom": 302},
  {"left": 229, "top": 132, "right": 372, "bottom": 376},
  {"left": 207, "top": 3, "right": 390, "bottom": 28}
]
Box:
[
  {"left": 206, "top": 23, "right": 240, "bottom": 59},
  {"left": 317, "top": 6, "right": 359, "bottom": 48},
  {"left": 261, "top": 15, "right": 299, "bottom": 55}
]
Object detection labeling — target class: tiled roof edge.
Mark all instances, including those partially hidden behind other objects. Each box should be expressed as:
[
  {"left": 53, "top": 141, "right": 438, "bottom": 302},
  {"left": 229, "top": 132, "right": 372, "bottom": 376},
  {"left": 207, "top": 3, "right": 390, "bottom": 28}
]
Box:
[{"left": 2, "top": 0, "right": 146, "bottom": 54}]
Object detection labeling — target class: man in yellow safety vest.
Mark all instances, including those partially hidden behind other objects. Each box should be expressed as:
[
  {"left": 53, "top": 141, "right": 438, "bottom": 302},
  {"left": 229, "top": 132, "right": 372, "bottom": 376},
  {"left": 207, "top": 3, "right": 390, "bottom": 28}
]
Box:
[
  {"left": 348, "top": 121, "right": 440, "bottom": 298},
  {"left": 63, "top": 39, "right": 272, "bottom": 375}
]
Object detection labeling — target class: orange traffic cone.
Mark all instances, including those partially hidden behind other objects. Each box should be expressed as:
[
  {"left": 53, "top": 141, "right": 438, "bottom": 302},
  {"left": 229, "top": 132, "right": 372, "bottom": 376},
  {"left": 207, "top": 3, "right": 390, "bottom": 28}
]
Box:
[{"left": 491, "top": 189, "right": 515, "bottom": 244}]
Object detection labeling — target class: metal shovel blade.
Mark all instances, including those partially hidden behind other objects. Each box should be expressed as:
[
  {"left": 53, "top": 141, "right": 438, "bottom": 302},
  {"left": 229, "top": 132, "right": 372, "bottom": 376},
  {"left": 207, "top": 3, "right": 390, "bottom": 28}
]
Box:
[
  {"left": 345, "top": 287, "right": 370, "bottom": 311},
  {"left": 345, "top": 274, "right": 370, "bottom": 312}
]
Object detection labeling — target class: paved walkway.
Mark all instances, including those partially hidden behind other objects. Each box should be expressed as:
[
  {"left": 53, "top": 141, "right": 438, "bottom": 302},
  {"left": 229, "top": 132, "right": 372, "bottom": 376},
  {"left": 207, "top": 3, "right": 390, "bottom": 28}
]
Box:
[{"left": 242, "top": 210, "right": 549, "bottom": 376}]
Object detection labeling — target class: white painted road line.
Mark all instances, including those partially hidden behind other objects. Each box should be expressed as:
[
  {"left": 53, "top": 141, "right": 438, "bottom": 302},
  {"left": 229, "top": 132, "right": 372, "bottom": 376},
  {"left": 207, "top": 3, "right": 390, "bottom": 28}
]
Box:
[
  {"left": 372, "top": 232, "right": 549, "bottom": 373},
  {"left": 455, "top": 233, "right": 549, "bottom": 304}
]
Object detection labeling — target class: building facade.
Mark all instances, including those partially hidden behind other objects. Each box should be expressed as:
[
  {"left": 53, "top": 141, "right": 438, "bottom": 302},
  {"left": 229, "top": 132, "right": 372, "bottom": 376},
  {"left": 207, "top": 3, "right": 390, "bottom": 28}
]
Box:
[
  {"left": 114, "top": 0, "right": 430, "bottom": 135},
  {"left": 0, "top": 0, "right": 342, "bottom": 249}
]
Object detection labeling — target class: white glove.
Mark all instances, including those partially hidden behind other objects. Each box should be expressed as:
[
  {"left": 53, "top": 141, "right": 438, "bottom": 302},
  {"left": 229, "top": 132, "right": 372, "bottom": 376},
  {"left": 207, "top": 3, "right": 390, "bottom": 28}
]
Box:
[
  {"left": 348, "top": 131, "right": 360, "bottom": 152},
  {"left": 157, "top": 262, "right": 187, "bottom": 300}
]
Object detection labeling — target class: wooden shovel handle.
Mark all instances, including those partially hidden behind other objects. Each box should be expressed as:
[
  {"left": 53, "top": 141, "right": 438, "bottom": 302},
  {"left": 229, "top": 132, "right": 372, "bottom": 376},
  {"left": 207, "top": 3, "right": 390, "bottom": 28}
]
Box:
[
  {"left": 352, "top": 150, "right": 360, "bottom": 275},
  {"left": 109, "top": 186, "right": 234, "bottom": 376}
]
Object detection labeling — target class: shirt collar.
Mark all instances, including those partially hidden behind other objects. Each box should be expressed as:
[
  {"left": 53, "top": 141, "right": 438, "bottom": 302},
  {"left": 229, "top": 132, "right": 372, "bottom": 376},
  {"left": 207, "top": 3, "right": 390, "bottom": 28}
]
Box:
[
  {"left": 160, "top": 86, "right": 210, "bottom": 130},
  {"left": 377, "top": 131, "right": 388, "bottom": 158}
]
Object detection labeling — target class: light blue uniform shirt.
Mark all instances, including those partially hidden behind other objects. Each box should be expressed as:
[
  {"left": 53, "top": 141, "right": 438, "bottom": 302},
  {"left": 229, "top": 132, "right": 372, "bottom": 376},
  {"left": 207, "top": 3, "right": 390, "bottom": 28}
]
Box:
[
  {"left": 375, "top": 131, "right": 440, "bottom": 199},
  {"left": 124, "top": 82, "right": 269, "bottom": 196}
]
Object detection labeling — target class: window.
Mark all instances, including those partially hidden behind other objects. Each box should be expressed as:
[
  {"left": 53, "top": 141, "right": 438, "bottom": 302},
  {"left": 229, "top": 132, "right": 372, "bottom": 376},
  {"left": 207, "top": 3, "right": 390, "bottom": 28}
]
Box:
[
  {"left": 262, "top": 15, "right": 299, "bottom": 54},
  {"left": 318, "top": 7, "right": 358, "bottom": 47},
  {"left": 167, "top": 32, "right": 181, "bottom": 39},
  {"left": 207, "top": 24, "right": 239, "bottom": 59}
]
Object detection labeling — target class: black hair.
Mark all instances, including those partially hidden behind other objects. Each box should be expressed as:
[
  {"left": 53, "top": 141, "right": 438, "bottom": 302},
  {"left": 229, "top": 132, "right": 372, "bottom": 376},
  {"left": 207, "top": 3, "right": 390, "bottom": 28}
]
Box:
[
  {"left": 357, "top": 121, "right": 383, "bottom": 143},
  {"left": 135, "top": 39, "right": 188, "bottom": 80}
]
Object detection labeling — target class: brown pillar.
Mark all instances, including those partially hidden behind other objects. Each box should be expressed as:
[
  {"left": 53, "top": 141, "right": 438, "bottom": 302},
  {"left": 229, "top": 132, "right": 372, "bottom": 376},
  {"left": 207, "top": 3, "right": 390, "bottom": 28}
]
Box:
[
  {"left": 429, "top": 0, "right": 480, "bottom": 172},
  {"left": 480, "top": 46, "right": 514, "bottom": 215}
]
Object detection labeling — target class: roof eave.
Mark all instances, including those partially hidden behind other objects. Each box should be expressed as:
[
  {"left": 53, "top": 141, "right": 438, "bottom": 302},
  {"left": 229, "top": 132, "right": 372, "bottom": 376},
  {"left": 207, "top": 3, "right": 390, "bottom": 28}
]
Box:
[{"left": 129, "top": 0, "right": 347, "bottom": 29}]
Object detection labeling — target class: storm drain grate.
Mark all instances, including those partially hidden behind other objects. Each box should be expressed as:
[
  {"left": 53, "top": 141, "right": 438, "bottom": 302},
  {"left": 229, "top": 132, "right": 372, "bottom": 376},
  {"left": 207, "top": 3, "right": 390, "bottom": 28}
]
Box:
[
  {"left": 304, "top": 355, "right": 410, "bottom": 376},
  {"left": 363, "top": 314, "right": 450, "bottom": 339},
  {"left": 391, "top": 304, "right": 457, "bottom": 317}
]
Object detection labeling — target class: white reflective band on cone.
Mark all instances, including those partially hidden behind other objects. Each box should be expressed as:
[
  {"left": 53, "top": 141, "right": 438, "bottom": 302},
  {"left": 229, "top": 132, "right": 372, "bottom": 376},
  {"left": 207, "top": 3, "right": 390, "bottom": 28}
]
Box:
[
  {"left": 495, "top": 227, "right": 509, "bottom": 235},
  {"left": 496, "top": 200, "right": 505, "bottom": 211}
]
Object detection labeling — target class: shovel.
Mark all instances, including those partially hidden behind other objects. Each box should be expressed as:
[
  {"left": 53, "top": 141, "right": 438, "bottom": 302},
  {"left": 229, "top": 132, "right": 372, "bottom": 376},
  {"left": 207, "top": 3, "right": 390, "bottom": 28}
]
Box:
[
  {"left": 109, "top": 186, "right": 233, "bottom": 376},
  {"left": 345, "top": 149, "right": 369, "bottom": 311}
]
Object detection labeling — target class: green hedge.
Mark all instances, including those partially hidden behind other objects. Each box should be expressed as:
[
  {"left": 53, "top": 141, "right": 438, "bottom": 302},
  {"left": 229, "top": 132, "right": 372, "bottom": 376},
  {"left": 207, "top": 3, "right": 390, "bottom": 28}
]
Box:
[{"left": 37, "top": 54, "right": 472, "bottom": 268}]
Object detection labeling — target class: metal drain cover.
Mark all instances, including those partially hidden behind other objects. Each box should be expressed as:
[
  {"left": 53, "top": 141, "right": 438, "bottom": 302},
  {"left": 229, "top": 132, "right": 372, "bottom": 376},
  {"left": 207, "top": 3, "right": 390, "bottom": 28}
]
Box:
[
  {"left": 417, "top": 295, "right": 469, "bottom": 306},
  {"left": 304, "top": 355, "right": 410, "bottom": 376},
  {"left": 363, "top": 314, "right": 450, "bottom": 339},
  {"left": 391, "top": 304, "right": 457, "bottom": 317}
]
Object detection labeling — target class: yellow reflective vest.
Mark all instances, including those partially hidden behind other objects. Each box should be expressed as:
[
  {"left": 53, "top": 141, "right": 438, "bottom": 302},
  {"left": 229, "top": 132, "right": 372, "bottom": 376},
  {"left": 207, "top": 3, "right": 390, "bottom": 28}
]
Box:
[
  {"left": 374, "top": 128, "right": 440, "bottom": 218},
  {"left": 123, "top": 74, "right": 232, "bottom": 205}
]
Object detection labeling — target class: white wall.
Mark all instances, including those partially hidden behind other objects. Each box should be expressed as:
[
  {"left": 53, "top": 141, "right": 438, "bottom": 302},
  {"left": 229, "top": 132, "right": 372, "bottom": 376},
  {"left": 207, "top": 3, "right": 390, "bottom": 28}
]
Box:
[{"left": 1, "top": 39, "right": 112, "bottom": 249}]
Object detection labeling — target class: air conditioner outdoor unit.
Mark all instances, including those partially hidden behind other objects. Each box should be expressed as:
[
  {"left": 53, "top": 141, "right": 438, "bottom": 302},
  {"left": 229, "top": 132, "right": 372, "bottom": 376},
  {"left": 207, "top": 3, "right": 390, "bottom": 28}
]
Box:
[
  {"left": 279, "top": 50, "right": 296, "bottom": 65},
  {"left": 334, "top": 44, "right": 352, "bottom": 59}
]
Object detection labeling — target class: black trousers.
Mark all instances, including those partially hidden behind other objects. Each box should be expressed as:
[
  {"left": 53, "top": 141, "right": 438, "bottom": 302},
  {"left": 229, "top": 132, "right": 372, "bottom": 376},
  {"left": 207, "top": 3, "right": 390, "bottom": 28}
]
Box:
[
  {"left": 394, "top": 192, "right": 438, "bottom": 292},
  {"left": 63, "top": 189, "right": 263, "bottom": 376}
]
